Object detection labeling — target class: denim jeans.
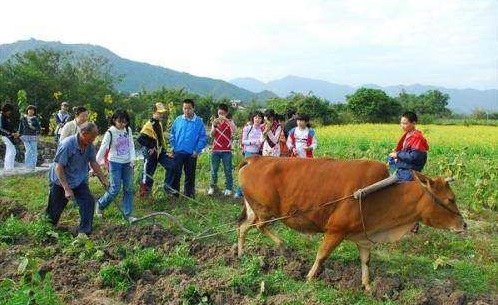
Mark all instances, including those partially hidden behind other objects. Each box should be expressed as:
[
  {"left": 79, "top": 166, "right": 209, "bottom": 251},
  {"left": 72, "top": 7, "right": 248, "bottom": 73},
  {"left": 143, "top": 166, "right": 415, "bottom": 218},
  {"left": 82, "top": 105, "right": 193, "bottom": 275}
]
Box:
[
  {"left": 1, "top": 136, "right": 16, "bottom": 170},
  {"left": 46, "top": 182, "right": 95, "bottom": 234},
  {"left": 396, "top": 169, "right": 414, "bottom": 182},
  {"left": 234, "top": 151, "right": 259, "bottom": 197},
  {"left": 22, "top": 138, "right": 38, "bottom": 169},
  {"left": 210, "top": 151, "right": 233, "bottom": 191},
  {"left": 98, "top": 161, "right": 134, "bottom": 217}
]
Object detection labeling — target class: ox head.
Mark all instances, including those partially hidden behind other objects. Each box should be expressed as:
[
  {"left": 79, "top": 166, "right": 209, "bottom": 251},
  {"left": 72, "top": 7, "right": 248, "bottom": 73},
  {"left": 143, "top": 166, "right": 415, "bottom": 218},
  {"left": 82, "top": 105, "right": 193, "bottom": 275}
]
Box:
[{"left": 413, "top": 172, "right": 467, "bottom": 233}]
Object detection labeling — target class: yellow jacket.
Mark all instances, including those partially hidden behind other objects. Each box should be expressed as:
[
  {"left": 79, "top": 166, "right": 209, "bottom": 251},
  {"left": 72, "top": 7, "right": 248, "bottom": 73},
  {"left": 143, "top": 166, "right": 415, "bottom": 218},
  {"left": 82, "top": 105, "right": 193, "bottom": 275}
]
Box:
[{"left": 140, "top": 120, "right": 168, "bottom": 152}]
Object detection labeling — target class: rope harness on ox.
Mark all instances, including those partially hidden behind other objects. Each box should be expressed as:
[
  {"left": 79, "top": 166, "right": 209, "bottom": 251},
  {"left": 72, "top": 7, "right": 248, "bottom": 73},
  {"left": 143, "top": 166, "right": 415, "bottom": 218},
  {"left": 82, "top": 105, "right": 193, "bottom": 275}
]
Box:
[{"left": 413, "top": 173, "right": 461, "bottom": 216}]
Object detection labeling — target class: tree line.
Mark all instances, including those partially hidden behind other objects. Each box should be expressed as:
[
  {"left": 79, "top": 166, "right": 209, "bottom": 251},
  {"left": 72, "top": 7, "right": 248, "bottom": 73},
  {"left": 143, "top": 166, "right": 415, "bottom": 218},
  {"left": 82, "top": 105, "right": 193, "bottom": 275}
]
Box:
[{"left": 1, "top": 49, "right": 495, "bottom": 133}]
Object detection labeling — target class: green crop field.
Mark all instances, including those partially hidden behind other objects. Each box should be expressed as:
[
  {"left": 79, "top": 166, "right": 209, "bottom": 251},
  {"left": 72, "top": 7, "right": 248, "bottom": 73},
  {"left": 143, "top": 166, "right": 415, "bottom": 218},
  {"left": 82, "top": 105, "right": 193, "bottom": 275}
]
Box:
[{"left": 0, "top": 124, "right": 496, "bottom": 305}]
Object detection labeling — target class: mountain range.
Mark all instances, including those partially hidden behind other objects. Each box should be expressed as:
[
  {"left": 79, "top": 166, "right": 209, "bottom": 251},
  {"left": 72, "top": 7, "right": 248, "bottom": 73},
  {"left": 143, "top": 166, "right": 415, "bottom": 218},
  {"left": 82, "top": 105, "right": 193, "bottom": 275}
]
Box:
[
  {"left": 230, "top": 76, "right": 498, "bottom": 113},
  {"left": 0, "top": 39, "right": 275, "bottom": 102},
  {"left": 0, "top": 39, "right": 496, "bottom": 113}
]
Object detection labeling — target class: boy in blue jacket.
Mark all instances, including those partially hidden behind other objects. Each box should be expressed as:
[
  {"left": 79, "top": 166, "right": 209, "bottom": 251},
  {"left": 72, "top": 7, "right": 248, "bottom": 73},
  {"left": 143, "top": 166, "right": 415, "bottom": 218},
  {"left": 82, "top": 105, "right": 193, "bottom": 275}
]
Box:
[
  {"left": 168, "top": 99, "right": 207, "bottom": 198},
  {"left": 389, "top": 111, "right": 429, "bottom": 233},
  {"left": 388, "top": 111, "right": 429, "bottom": 182}
]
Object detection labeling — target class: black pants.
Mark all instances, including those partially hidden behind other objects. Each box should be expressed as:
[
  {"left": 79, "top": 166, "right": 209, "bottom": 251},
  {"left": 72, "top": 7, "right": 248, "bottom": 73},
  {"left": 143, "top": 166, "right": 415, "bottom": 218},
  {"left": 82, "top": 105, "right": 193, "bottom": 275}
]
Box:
[
  {"left": 141, "top": 149, "right": 172, "bottom": 191},
  {"left": 46, "top": 182, "right": 95, "bottom": 234},
  {"left": 168, "top": 152, "right": 197, "bottom": 198}
]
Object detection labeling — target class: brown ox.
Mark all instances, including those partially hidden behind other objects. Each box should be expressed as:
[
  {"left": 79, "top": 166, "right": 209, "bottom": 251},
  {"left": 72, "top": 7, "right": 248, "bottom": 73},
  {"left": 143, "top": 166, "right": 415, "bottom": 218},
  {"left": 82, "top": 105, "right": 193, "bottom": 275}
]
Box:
[{"left": 237, "top": 156, "right": 466, "bottom": 291}]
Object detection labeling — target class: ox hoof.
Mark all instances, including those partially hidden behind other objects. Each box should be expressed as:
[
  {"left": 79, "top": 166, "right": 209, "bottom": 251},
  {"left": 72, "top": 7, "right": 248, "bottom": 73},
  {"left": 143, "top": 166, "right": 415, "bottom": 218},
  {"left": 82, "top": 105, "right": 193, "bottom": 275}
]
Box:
[
  {"left": 277, "top": 244, "right": 286, "bottom": 256},
  {"left": 305, "top": 274, "right": 316, "bottom": 283},
  {"left": 230, "top": 243, "right": 237, "bottom": 256},
  {"left": 364, "top": 284, "right": 372, "bottom": 293}
]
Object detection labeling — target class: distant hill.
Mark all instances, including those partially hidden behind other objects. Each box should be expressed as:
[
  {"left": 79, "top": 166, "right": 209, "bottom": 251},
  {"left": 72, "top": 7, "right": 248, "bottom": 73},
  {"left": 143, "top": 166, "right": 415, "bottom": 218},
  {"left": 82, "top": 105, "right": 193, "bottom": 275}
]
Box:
[
  {"left": 231, "top": 75, "right": 498, "bottom": 113},
  {"left": 0, "top": 39, "right": 276, "bottom": 102},
  {"left": 230, "top": 77, "right": 268, "bottom": 93}
]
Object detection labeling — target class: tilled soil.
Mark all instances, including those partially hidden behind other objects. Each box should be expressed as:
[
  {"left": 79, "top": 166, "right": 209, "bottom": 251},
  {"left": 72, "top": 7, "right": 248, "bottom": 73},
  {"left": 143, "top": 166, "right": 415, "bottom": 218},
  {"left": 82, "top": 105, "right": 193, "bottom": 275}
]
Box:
[{"left": 0, "top": 199, "right": 495, "bottom": 305}]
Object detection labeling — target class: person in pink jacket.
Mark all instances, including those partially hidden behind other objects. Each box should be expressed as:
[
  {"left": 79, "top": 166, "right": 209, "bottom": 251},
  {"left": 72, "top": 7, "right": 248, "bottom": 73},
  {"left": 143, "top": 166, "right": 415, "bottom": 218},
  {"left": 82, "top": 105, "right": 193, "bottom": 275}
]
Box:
[{"left": 234, "top": 111, "right": 264, "bottom": 198}]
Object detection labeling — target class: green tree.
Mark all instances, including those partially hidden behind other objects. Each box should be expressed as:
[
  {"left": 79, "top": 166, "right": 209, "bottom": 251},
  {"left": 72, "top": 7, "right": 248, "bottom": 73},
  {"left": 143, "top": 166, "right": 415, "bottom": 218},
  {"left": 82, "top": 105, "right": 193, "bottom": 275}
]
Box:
[
  {"left": 419, "top": 90, "right": 451, "bottom": 117},
  {"left": 346, "top": 88, "right": 401, "bottom": 123},
  {"left": 17, "top": 89, "right": 28, "bottom": 114},
  {"left": 266, "top": 97, "right": 293, "bottom": 115},
  {"left": 289, "top": 93, "right": 337, "bottom": 125},
  {"left": 0, "top": 49, "right": 120, "bottom": 132},
  {"left": 395, "top": 89, "right": 451, "bottom": 117}
]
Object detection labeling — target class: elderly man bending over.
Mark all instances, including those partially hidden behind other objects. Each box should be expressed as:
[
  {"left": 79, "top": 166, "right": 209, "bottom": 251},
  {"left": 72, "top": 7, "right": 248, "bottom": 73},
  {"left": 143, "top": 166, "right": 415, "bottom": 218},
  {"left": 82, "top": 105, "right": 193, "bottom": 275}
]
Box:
[{"left": 45, "top": 122, "right": 109, "bottom": 239}]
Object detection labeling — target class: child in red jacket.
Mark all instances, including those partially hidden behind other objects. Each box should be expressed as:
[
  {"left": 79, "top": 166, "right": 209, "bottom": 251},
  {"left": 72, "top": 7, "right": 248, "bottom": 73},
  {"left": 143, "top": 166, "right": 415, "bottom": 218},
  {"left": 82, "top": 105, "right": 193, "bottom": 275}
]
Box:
[{"left": 389, "top": 111, "right": 429, "bottom": 182}]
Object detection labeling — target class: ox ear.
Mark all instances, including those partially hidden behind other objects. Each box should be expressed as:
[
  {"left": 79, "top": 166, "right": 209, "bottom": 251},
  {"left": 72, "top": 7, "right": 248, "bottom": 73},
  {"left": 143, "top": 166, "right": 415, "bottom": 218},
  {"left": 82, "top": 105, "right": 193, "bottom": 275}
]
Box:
[
  {"left": 413, "top": 171, "right": 431, "bottom": 184},
  {"left": 413, "top": 171, "right": 436, "bottom": 189}
]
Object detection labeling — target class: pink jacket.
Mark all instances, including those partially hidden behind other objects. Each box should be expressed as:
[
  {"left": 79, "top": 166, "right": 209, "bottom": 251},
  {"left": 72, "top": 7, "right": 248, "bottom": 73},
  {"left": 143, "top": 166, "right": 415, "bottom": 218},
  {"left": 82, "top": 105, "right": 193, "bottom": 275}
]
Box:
[{"left": 241, "top": 123, "right": 263, "bottom": 154}]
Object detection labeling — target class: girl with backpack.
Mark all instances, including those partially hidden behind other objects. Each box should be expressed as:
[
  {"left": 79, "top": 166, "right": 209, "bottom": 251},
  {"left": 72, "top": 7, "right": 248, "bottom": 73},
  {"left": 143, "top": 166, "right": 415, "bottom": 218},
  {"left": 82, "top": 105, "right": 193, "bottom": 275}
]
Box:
[
  {"left": 234, "top": 111, "right": 264, "bottom": 198},
  {"left": 95, "top": 110, "right": 137, "bottom": 222},
  {"left": 241, "top": 111, "right": 264, "bottom": 157}
]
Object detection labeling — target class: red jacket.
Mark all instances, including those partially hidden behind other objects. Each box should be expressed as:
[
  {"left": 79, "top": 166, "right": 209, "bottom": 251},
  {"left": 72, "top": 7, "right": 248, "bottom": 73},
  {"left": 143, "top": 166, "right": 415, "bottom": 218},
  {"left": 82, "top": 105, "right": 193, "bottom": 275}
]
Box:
[
  {"left": 396, "top": 130, "right": 429, "bottom": 152},
  {"left": 212, "top": 120, "right": 233, "bottom": 152}
]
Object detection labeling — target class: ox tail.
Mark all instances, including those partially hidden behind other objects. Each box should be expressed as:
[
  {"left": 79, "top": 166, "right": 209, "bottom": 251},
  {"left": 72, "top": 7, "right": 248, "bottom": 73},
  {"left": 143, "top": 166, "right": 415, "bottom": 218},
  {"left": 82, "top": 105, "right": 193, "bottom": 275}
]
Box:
[
  {"left": 238, "top": 159, "right": 250, "bottom": 170},
  {"left": 237, "top": 205, "right": 247, "bottom": 226},
  {"left": 237, "top": 155, "right": 260, "bottom": 170}
]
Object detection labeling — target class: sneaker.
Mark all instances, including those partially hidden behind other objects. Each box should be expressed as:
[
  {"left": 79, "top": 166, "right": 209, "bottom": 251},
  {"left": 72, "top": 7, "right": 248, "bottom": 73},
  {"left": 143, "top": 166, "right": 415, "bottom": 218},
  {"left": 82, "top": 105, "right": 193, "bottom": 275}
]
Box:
[
  {"left": 207, "top": 187, "right": 215, "bottom": 196},
  {"left": 126, "top": 216, "right": 138, "bottom": 223},
  {"left": 76, "top": 232, "right": 88, "bottom": 240},
  {"left": 95, "top": 202, "right": 103, "bottom": 218},
  {"left": 233, "top": 193, "right": 243, "bottom": 199},
  {"left": 223, "top": 189, "right": 232, "bottom": 196}
]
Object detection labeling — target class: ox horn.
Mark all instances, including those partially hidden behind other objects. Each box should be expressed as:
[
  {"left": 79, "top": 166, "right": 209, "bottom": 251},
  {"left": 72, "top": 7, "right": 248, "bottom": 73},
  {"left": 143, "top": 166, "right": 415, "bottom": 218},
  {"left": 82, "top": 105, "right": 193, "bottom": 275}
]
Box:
[{"left": 444, "top": 177, "right": 455, "bottom": 183}]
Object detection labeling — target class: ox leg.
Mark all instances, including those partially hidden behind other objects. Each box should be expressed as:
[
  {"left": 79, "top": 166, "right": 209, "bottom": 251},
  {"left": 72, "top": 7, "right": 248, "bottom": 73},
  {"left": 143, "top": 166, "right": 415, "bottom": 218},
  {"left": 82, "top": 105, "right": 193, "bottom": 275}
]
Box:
[
  {"left": 357, "top": 244, "right": 372, "bottom": 292},
  {"left": 306, "top": 232, "right": 344, "bottom": 281},
  {"left": 237, "top": 199, "right": 257, "bottom": 258},
  {"left": 258, "top": 225, "right": 284, "bottom": 254}
]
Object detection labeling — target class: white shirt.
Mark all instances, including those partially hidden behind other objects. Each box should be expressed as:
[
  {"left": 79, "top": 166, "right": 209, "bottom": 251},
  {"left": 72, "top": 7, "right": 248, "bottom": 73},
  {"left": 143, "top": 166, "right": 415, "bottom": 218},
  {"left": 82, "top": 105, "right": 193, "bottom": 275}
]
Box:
[
  {"left": 96, "top": 126, "right": 136, "bottom": 164},
  {"left": 286, "top": 127, "right": 317, "bottom": 158}
]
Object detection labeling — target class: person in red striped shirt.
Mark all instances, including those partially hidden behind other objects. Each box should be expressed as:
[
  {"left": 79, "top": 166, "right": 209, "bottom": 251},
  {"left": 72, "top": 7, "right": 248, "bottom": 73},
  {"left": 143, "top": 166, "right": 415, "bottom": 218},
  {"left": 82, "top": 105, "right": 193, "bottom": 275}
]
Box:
[{"left": 208, "top": 104, "right": 236, "bottom": 196}]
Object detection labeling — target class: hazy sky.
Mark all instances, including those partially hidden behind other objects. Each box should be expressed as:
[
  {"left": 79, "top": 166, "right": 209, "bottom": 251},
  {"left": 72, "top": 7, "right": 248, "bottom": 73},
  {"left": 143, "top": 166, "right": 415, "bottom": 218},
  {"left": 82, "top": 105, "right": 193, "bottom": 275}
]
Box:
[{"left": 1, "top": 0, "right": 497, "bottom": 89}]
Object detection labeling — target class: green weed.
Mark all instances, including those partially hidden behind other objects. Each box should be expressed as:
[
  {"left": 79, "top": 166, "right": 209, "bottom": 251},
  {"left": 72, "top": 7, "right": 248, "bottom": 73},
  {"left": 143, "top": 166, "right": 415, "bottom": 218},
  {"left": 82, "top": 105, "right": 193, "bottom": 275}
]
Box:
[
  {"left": 164, "top": 243, "right": 197, "bottom": 269},
  {"left": 181, "top": 285, "right": 212, "bottom": 305},
  {"left": 99, "top": 264, "right": 133, "bottom": 292}
]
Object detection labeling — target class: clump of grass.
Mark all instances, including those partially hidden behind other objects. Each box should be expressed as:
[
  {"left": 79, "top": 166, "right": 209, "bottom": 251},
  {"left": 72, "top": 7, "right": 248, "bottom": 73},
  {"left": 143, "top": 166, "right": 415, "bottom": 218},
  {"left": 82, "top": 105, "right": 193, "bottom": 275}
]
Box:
[
  {"left": 100, "top": 264, "right": 133, "bottom": 292},
  {"left": 181, "top": 284, "right": 212, "bottom": 305},
  {"left": 0, "top": 273, "right": 62, "bottom": 305},
  {"left": 0, "top": 254, "right": 61, "bottom": 305},
  {"left": 230, "top": 255, "right": 264, "bottom": 295},
  {"left": 164, "top": 243, "right": 197, "bottom": 269},
  {"left": 100, "top": 246, "right": 188, "bottom": 292},
  {"left": 0, "top": 216, "right": 30, "bottom": 244}
]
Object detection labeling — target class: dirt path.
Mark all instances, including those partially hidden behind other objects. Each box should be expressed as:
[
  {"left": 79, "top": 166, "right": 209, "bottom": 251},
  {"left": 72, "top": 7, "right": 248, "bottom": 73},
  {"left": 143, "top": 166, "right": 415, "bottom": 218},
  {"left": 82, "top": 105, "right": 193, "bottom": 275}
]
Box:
[{"left": 0, "top": 162, "right": 51, "bottom": 178}]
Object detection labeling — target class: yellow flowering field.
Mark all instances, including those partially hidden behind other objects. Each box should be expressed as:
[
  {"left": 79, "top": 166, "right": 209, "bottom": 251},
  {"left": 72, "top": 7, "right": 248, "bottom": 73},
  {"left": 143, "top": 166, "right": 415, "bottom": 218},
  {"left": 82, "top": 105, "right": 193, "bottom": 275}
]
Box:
[{"left": 315, "top": 124, "right": 497, "bottom": 211}]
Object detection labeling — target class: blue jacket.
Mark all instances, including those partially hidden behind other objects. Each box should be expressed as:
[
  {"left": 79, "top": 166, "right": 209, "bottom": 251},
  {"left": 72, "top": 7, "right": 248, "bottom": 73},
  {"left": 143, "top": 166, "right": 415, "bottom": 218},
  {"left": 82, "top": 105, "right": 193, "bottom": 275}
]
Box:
[
  {"left": 395, "top": 149, "right": 428, "bottom": 181},
  {"left": 395, "top": 148, "right": 427, "bottom": 172},
  {"left": 169, "top": 114, "right": 207, "bottom": 154}
]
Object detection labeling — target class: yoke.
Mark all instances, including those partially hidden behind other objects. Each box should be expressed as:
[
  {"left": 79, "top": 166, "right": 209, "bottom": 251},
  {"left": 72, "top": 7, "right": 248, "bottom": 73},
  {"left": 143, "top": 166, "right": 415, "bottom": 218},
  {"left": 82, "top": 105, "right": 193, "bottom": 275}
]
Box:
[{"left": 353, "top": 175, "right": 398, "bottom": 199}]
